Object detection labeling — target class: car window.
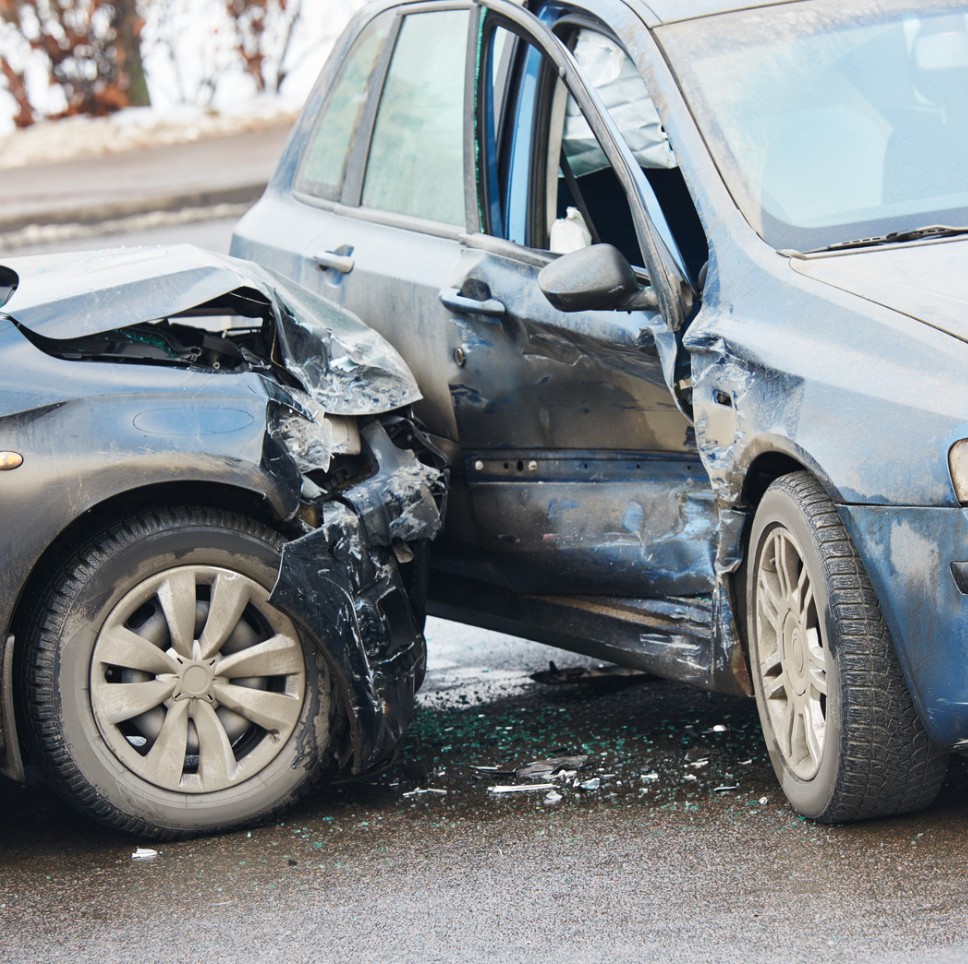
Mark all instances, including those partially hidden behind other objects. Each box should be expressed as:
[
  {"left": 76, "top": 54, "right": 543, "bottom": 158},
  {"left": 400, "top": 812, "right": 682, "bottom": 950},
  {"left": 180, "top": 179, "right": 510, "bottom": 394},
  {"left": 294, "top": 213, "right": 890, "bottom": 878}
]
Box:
[
  {"left": 478, "top": 23, "right": 646, "bottom": 266},
  {"left": 477, "top": 19, "right": 708, "bottom": 283},
  {"left": 361, "top": 9, "right": 470, "bottom": 226},
  {"left": 295, "top": 12, "right": 393, "bottom": 201}
]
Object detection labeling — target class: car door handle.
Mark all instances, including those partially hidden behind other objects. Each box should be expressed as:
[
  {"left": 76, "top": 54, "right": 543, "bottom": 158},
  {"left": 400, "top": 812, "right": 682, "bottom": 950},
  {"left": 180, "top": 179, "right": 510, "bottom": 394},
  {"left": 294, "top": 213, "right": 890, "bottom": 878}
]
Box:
[
  {"left": 439, "top": 287, "right": 506, "bottom": 319},
  {"left": 313, "top": 251, "right": 355, "bottom": 274}
]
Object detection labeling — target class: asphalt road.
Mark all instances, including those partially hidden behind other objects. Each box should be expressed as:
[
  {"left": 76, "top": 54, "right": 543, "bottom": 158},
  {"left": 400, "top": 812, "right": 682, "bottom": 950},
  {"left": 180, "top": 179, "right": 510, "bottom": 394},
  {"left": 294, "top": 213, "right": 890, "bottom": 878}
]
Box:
[{"left": 2, "top": 220, "right": 968, "bottom": 962}]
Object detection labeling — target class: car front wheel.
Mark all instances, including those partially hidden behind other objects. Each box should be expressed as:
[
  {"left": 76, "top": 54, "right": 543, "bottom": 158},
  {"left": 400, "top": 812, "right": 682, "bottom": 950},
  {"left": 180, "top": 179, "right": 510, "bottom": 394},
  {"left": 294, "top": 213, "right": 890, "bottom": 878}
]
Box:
[
  {"left": 747, "top": 472, "right": 947, "bottom": 822},
  {"left": 21, "top": 506, "right": 331, "bottom": 839}
]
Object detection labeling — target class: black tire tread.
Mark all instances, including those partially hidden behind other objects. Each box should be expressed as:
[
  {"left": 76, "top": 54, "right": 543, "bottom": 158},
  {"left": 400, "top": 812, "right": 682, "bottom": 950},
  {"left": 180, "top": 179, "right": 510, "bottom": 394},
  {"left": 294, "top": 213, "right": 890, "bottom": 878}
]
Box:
[{"left": 769, "top": 472, "right": 947, "bottom": 822}]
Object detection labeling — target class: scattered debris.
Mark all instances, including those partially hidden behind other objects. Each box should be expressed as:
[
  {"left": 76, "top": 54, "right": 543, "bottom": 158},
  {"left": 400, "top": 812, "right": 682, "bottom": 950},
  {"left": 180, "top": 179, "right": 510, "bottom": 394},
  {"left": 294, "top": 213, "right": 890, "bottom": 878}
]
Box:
[
  {"left": 714, "top": 785, "right": 739, "bottom": 793},
  {"left": 543, "top": 790, "right": 563, "bottom": 806},
  {"left": 641, "top": 771, "right": 659, "bottom": 783},
  {"left": 687, "top": 759, "right": 710, "bottom": 770},
  {"left": 131, "top": 847, "right": 158, "bottom": 861},
  {"left": 530, "top": 661, "right": 655, "bottom": 686},
  {"left": 402, "top": 787, "right": 448, "bottom": 798},
  {"left": 578, "top": 777, "right": 601, "bottom": 791},
  {"left": 516, "top": 755, "right": 589, "bottom": 781},
  {"left": 758, "top": 796, "right": 769, "bottom": 805},
  {"left": 684, "top": 746, "right": 711, "bottom": 763},
  {"left": 711, "top": 724, "right": 728, "bottom": 733},
  {"left": 488, "top": 784, "right": 557, "bottom": 794},
  {"left": 739, "top": 759, "right": 753, "bottom": 766}
]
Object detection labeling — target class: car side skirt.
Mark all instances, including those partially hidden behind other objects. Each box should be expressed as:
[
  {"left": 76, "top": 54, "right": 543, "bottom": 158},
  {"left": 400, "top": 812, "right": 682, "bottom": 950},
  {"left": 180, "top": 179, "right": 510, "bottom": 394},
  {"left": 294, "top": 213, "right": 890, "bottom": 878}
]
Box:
[{"left": 427, "top": 571, "right": 751, "bottom": 697}]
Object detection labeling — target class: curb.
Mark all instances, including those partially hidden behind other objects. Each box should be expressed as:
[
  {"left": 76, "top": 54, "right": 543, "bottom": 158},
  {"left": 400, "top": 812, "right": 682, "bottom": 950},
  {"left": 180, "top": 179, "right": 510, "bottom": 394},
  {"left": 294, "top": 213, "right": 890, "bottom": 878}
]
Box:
[{"left": 0, "top": 182, "right": 266, "bottom": 236}]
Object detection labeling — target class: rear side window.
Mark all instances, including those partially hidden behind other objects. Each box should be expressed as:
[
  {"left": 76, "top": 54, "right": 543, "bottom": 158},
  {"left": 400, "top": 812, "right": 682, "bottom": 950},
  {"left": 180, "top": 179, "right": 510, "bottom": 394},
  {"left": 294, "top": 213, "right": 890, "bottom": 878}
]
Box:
[
  {"left": 361, "top": 9, "right": 470, "bottom": 226},
  {"left": 295, "top": 13, "right": 393, "bottom": 201}
]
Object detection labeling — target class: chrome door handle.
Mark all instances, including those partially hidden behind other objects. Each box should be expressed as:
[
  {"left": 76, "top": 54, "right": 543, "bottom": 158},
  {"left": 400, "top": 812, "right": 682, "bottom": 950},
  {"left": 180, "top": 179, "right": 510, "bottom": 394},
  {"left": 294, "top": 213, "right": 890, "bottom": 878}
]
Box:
[
  {"left": 439, "top": 287, "right": 506, "bottom": 319},
  {"left": 314, "top": 251, "right": 355, "bottom": 274}
]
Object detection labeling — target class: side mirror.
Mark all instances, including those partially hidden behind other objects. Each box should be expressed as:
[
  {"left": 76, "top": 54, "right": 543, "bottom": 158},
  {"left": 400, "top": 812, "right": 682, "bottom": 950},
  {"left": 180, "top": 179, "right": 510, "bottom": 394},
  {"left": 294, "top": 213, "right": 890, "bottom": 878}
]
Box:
[{"left": 538, "top": 244, "right": 657, "bottom": 313}]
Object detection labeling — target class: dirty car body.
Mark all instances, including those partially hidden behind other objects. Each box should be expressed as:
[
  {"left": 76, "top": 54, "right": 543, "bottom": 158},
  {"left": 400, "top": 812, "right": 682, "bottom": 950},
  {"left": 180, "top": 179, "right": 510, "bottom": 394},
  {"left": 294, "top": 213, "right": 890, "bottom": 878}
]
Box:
[
  {"left": 0, "top": 245, "right": 445, "bottom": 837},
  {"left": 234, "top": 0, "right": 968, "bottom": 822}
]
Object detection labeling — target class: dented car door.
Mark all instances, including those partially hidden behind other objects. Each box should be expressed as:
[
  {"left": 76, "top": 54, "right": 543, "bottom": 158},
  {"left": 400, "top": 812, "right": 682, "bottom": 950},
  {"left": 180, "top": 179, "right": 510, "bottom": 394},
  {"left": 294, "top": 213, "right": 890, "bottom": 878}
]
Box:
[{"left": 448, "top": 2, "right": 716, "bottom": 598}]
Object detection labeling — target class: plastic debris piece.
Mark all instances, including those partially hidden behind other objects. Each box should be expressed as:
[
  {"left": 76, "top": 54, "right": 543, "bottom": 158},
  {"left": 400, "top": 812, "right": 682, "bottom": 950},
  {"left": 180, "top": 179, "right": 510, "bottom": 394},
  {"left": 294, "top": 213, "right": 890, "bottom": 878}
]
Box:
[
  {"left": 515, "top": 755, "right": 589, "bottom": 781},
  {"left": 687, "top": 759, "right": 710, "bottom": 770},
  {"left": 131, "top": 847, "right": 158, "bottom": 861},
  {"left": 543, "top": 790, "right": 563, "bottom": 806},
  {"left": 739, "top": 759, "right": 753, "bottom": 766},
  {"left": 759, "top": 796, "right": 769, "bottom": 805},
  {"left": 641, "top": 771, "right": 659, "bottom": 783},
  {"left": 714, "top": 785, "right": 739, "bottom": 793},
  {"left": 578, "top": 777, "right": 601, "bottom": 791},
  {"left": 488, "top": 783, "right": 557, "bottom": 794},
  {"left": 683, "top": 774, "right": 698, "bottom": 782},
  {"left": 470, "top": 765, "right": 516, "bottom": 778},
  {"left": 711, "top": 724, "right": 728, "bottom": 733},
  {"left": 402, "top": 787, "right": 448, "bottom": 798},
  {"left": 530, "top": 660, "right": 654, "bottom": 686}
]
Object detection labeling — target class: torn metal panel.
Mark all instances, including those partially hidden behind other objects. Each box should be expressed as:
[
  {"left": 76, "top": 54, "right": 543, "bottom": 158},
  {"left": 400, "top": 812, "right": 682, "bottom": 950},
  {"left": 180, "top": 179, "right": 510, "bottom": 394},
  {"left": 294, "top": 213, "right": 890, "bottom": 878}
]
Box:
[
  {"left": 270, "top": 417, "right": 445, "bottom": 773},
  {"left": 271, "top": 497, "right": 438, "bottom": 773},
  {"left": 0, "top": 244, "right": 421, "bottom": 417},
  {"left": 342, "top": 420, "right": 447, "bottom": 548}
]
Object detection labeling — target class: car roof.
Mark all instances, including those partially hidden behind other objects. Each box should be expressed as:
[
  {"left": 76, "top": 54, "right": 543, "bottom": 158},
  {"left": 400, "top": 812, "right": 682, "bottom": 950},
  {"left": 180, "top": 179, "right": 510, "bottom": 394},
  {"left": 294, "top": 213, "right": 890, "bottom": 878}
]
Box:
[
  {"left": 628, "top": 0, "right": 804, "bottom": 26},
  {"left": 365, "top": 0, "right": 808, "bottom": 28}
]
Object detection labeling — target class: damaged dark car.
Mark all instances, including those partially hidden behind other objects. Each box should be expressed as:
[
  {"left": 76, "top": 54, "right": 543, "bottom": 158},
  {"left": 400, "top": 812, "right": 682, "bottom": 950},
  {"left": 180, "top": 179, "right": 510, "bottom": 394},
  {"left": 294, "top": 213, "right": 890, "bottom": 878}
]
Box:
[
  {"left": 231, "top": 0, "right": 968, "bottom": 825},
  {"left": 0, "top": 246, "right": 445, "bottom": 837}
]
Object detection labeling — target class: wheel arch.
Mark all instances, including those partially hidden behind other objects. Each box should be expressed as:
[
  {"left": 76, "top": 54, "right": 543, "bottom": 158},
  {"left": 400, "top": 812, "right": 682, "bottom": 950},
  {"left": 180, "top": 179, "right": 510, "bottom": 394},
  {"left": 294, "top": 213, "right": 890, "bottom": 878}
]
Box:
[
  {"left": 729, "top": 450, "right": 832, "bottom": 674},
  {"left": 17, "top": 478, "right": 290, "bottom": 616}
]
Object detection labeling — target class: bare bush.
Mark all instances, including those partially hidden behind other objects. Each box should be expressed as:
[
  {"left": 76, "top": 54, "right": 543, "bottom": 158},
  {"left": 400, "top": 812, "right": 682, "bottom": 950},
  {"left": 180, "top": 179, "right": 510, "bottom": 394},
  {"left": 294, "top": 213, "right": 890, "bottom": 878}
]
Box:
[{"left": 0, "top": 0, "right": 149, "bottom": 125}]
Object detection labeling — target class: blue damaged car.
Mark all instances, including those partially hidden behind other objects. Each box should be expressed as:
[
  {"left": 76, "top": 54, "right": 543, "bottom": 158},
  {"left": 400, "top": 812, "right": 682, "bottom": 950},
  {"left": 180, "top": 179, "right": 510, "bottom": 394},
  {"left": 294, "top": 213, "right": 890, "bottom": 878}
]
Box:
[{"left": 233, "top": 0, "right": 968, "bottom": 822}]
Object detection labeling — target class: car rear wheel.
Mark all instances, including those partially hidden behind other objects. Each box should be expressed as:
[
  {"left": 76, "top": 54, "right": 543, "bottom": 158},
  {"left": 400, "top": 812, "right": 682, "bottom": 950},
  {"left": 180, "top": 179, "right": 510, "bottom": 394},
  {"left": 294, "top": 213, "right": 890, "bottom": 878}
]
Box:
[
  {"left": 21, "top": 506, "right": 331, "bottom": 839},
  {"left": 747, "top": 472, "right": 947, "bottom": 822}
]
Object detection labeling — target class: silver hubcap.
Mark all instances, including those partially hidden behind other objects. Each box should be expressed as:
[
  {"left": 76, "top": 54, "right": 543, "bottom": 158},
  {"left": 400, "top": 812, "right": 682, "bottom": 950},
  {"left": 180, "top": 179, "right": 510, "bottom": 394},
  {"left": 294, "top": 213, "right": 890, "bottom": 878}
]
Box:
[
  {"left": 754, "top": 527, "right": 828, "bottom": 780},
  {"left": 90, "top": 565, "right": 306, "bottom": 793}
]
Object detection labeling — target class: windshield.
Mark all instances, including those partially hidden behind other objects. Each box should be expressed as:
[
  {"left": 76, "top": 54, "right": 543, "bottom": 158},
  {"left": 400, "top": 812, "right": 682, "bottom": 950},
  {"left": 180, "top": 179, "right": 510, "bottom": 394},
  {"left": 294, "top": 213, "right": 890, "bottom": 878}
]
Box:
[{"left": 658, "top": 0, "right": 968, "bottom": 251}]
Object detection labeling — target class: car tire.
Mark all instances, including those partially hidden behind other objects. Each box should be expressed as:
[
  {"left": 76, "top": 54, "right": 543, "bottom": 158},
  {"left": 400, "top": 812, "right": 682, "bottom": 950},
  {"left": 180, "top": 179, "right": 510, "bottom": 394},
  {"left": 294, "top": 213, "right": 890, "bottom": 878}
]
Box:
[
  {"left": 746, "top": 472, "right": 947, "bottom": 822},
  {"left": 20, "top": 506, "right": 331, "bottom": 840}
]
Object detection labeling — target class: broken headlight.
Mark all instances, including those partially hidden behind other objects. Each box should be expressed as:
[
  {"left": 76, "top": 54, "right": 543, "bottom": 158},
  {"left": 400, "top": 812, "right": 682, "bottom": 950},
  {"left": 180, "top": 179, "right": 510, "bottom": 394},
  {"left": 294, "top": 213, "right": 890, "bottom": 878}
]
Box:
[{"left": 268, "top": 390, "right": 361, "bottom": 476}]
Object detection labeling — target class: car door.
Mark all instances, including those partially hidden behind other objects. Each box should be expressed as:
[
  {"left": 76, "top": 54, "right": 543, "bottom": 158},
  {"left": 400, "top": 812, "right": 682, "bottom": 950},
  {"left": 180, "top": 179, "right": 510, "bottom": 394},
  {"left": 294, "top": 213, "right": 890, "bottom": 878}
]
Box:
[{"left": 442, "top": 0, "right": 718, "bottom": 597}]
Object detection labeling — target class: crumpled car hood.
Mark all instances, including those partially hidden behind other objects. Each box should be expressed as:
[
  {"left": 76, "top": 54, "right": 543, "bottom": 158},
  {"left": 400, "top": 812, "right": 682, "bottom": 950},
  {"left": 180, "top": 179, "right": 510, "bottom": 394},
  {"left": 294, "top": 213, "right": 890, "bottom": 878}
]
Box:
[
  {"left": 790, "top": 237, "right": 968, "bottom": 344},
  {"left": 0, "top": 245, "right": 421, "bottom": 416}
]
